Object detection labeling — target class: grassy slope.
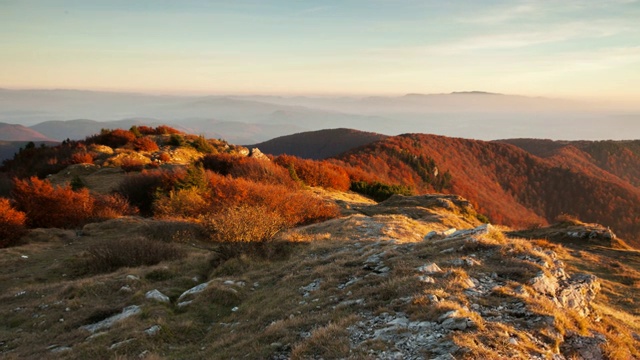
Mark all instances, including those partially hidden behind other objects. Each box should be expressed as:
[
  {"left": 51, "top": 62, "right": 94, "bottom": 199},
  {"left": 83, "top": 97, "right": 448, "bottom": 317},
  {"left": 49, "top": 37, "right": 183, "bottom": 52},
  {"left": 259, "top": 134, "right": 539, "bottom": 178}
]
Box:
[{"left": 1, "top": 193, "right": 638, "bottom": 359}]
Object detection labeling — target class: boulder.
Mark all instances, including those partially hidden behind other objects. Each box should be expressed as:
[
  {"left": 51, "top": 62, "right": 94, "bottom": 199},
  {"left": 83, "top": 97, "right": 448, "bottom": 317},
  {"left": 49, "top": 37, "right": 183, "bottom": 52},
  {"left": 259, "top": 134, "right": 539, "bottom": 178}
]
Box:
[
  {"left": 81, "top": 305, "right": 141, "bottom": 333},
  {"left": 418, "top": 263, "right": 442, "bottom": 275},
  {"left": 557, "top": 274, "right": 600, "bottom": 317},
  {"left": 529, "top": 272, "right": 558, "bottom": 296},
  {"left": 145, "top": 289, "right": 170, "bottom": 303}
]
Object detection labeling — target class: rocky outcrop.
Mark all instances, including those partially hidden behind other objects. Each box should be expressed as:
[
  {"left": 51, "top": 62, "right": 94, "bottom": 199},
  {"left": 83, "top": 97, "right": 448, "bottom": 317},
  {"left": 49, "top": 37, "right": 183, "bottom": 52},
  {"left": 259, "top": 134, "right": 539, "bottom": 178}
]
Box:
[
  {"left": 248, "top": 147, "right": 269, "bottom": 160},
  {"left": 557, "top": 274, "right": 601, "bottom": 317}
]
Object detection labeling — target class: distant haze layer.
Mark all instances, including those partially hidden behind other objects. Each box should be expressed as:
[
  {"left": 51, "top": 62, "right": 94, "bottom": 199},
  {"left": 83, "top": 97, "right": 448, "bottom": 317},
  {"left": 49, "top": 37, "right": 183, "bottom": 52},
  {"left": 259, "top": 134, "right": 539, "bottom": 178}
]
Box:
[{"left": 0, "top": 89, "right": 638, "bottom": 143}]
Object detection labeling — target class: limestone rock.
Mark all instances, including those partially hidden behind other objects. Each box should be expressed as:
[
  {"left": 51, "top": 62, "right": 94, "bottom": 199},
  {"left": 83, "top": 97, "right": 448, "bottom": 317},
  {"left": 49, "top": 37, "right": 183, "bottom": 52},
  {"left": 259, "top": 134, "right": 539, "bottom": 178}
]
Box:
[
  {"left": 249, "top": 148, "right": 269, "bottom": 160},
  {"left": 81, "top": 305, "right": 141, "bottom": 333},
  {"left": 557, "top": 274, "right": 600, "bottom": 317},
  {"left": 417, "top": 263, "right": 442, "bottom": 274},
  {"left": 178, "top": 282, "right": 210, "bottom": 301},
  {"left": 529, "top": 272, "right": 558, "bottom": 296},
  {"left": 145, "top": 289, "right": 170, "bottom": 303}
]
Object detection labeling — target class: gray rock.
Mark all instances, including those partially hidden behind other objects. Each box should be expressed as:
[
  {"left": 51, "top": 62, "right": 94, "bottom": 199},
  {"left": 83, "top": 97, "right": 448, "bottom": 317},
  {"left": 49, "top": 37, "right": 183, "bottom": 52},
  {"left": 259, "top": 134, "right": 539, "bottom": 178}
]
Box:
[
  {"left": 418, "top": 275, "right": 436, "bottom": 283},
  {"left": 441, "top": 317, "right": 468, "bottom": 330},
  {"left": 145, "top": 289, "right": 170, "bottom": 303},
  {"left": 300, "top": 279, "right": 322, "bottom": 297},
  {"left": 144, "top": 325, "right": 161, "bottom": 336},
  {"left": 178, "top": 282, "right": 210, "bottom": 301},
  {"left": 447, "top": 224, "right": 493, "bottom": 239},
  {"left": 529, "top": 272, "right": 558, "bottom": 296},
  {"left": 424, "top": 231, "right": 439, "bottom": 240},
  {"left": 81, "top": 305, "right": 141, "bottom": 333},
  {"left": 557, "top": 274, "right": 600, "bottom": 317},
  {"left": 418, "top": 263, "right": 442, "bottom": 274},
  {"left": 50, "top": 346, "right": 72, "bottom": 353},
  {"left": 442, "top": 228, "right": 457, "bottom": 236},
  {"left": 109, "top": 338, "right": 134, "bottom": 350}
]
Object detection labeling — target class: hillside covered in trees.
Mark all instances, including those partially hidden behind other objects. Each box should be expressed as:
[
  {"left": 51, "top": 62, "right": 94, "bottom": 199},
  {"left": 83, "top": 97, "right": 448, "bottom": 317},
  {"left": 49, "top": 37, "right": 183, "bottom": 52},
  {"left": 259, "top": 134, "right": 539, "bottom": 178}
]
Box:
[
  {"left": 331, "top": 134, "right": 640, "bottom": 247},
  {"left": 2, "top": 128, "right": 639, "bottom": 249}
]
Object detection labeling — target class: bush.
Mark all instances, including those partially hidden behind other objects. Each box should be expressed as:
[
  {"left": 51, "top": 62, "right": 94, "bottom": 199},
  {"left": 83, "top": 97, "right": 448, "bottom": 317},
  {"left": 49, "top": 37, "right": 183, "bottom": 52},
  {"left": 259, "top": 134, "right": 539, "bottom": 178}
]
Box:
[
  {"left": 207, "top": 173, "right": 339, "bottom": 226},
  {"left": 136, "top": 125, "right": 157, "bottom": 135},
  {"left": 155, "top": 125, "right": 182, "bottom": 135},
  {"left": 154, "top": 188, "right": 210, "bottom": 219},
  {"left": 202, "top": 205, "right": 291, "bottom": 261},
  {"left": 132, "top": 137, "right": 159, "bottom": 152},
  {"left": 158, "top": 152, "right": 171, "bottom": 162},
  {"left": 191, "top": 135, "right": 215, "bottom": 154},
  {"left": 120, "top": 158, "right": 147, "bottom": 172},
  {"left": 87, "top": 129, "right": 136, "bottom": 148},
  {"left": 70, "top": 152, "right": 94, "bottom": 164},
  {"left": 12, "top": 177, "right": 95, "bottom": 228},
  {"left": 350, "top": 181, "right": 414, "bottom": 202},
  {"left": 168, "top": 134, "right": 186, "bottom": 147},
  {"left": 200, "top": 153, "right": 235, "bottom": 175},
  {"left": 201, "top": 154, "right": 295, "bottom": 186},
  {"left": 92, "top": 193, "right": 138, "bottom": 220},
  {"left": 0, "top": 198, "right": 27, "bottom": 247},
  {"left": 203, "top": 205, "right": 288, "bottom": 243},
  {"left": 274, "top": 155, "right": 350, "bottom": 191},
  {"left": 116, "top": 170, "right": 173, "bottom": 215},
  {"left": 80, "top": 237, "right": 185, "bottom": 273}
]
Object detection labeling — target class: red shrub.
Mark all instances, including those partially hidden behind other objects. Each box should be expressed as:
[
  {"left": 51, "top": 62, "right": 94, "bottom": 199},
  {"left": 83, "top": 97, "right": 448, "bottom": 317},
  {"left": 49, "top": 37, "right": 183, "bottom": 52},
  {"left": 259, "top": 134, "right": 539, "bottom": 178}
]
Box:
[
  {"left": 158, "top": 152, "right": 171, "bottom": 162},
  {"left": 70, "top": 152, "right": 94, "bottom": 164},
  {"left": 137, "top": 126, "right": 157, "bottom": 135},
  {"left": 200, "top": 153, "right": 235, "bottom": 175},
  {"left": 0, "top": 198, "right": 27, "bottom": 247},
  {"left": 207, "top": 173, "right": 338, "bottom": 225},
  {"left": 133, "top": 137, "right": 159, "bottom": 152},
  {"left": 120, "top": 158, "right": 147, "bottom": 172},
  {"left": 155, "top": 125, "right": 182, "bottom": 135},
  {"left": 274, "top": 155, "right": 350, "bottom": 191},
  {"left": 231, "top": 158, "right": 295, "bottom": 187},
  {"left": 87, "top": 129, "right": 136, "bottom": 148},
  {"left": 12, "top": 177, "right": 95, "bottom": 228},
  {"left": 93, "top": 193, "right": 138, "bottom": 220}
]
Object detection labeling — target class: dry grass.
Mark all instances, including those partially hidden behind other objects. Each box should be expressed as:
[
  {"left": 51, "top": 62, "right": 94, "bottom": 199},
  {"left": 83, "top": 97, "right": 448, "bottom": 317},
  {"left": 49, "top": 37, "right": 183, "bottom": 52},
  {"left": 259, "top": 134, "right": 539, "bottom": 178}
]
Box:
[
  {"left": 1, "top": 193, "right": 639, "bottom": 359},
  {"left": 77, "top": 237, "right": 186, "bottom": 274},
  {"left": 290, "top": 316, "right": 357, "bottom": 359}
]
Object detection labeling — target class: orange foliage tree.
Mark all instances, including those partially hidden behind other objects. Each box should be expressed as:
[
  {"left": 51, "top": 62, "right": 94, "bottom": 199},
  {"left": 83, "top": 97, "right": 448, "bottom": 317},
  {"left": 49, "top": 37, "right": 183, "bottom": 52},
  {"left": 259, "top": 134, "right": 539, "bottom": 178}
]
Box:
[
  {"left": 0, "top": 198, "right": 27, "bottom": 247},
  {"left": 11, "top": 177, "right": 95, "bottom": 228}
]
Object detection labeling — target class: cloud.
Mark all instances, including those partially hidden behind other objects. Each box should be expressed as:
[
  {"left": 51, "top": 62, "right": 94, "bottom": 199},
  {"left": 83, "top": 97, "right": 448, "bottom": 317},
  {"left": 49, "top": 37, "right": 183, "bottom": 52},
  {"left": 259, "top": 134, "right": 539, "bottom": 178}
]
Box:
[
  {"left": 460, "top": 3, "right": 538, "bottom": 24},
  {"left": 296, "top": 6, "right": 332, "bottom": 16}
]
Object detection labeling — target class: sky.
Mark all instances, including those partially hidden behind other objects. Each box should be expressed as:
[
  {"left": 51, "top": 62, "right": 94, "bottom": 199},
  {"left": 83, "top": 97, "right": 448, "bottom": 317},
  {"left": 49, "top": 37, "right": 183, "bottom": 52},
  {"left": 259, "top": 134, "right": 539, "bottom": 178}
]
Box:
[{"left": 1, "top": 0, "right": 639, "bottom": 102}]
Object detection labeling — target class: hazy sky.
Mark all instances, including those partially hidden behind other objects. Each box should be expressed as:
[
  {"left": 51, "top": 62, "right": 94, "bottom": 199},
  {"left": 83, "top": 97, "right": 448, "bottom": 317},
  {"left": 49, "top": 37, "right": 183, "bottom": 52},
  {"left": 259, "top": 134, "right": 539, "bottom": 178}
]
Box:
[{"left": 1, "top": 0, "right": 639, "bottom": 101}]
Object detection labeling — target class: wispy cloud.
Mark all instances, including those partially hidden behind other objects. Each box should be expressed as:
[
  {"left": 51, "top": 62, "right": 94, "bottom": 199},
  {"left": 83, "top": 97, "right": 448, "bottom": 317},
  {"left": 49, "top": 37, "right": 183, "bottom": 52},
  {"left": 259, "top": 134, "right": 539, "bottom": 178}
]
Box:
[
  {"left": 460, "top": 3, "right": 538, "bottom": 24},
  {"left": 296, "top": 6, "right": 332, "bottom": 16},
  {"left": 364, "top": 19, "right": 632, "bottom": 58},
  {"left": 434, "top": 21, "right": 626, "bottom": 53}
]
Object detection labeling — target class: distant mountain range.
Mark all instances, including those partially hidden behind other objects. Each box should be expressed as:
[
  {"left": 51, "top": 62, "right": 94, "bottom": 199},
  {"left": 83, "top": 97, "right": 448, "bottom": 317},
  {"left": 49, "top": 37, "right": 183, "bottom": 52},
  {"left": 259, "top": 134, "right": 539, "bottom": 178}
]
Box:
[
  {"left": 1, "top": 88, "right": 639, "bottom": 143},
  {"left": 0, "top": 122, "right": 57, "bottom": 142}
]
